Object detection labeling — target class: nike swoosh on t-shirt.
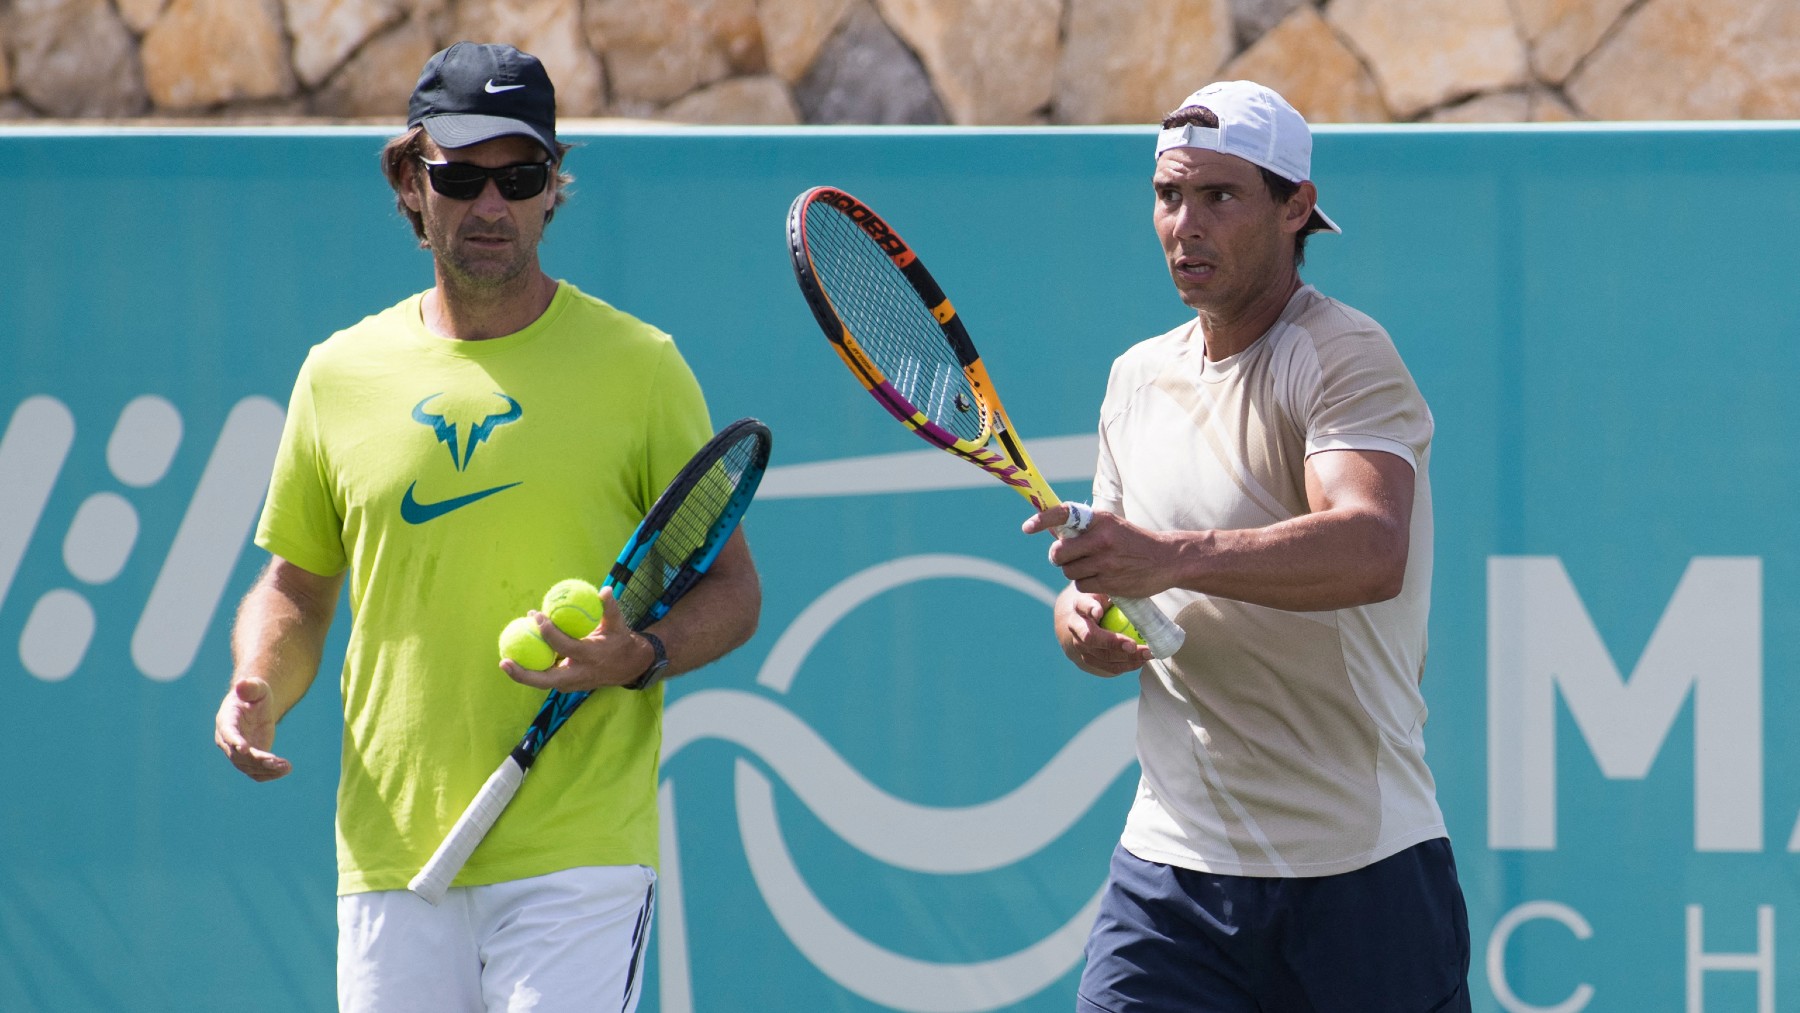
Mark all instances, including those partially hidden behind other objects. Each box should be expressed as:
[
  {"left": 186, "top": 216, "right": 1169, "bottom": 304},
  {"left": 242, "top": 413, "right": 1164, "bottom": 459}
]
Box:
[{"left": 400, "top": 481, "right": 521, "bottom": 524}]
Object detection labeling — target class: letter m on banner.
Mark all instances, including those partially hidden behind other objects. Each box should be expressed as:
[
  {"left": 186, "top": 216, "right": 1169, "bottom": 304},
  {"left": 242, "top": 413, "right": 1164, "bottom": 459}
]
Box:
[{"left": 1488, "top": 557, "right": 1761, "bottom": 851}]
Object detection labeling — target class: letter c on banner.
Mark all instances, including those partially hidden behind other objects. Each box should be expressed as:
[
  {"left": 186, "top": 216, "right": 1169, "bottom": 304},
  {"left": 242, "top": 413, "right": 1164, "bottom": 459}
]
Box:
[{"left": 1486, "top": 900, "right": 1595, "bottom": 1013}]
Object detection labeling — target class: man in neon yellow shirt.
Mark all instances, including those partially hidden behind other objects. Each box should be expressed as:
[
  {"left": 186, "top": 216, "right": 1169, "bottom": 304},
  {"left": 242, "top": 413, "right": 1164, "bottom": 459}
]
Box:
[{"left": 212, "top": 42, "right": 761, "bottom": 1012}]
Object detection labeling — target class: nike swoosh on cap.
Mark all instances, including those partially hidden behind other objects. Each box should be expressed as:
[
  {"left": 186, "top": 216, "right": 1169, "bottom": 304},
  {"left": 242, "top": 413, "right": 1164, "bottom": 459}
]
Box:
[
  {"left": 484, "top": 80, "right": 526, "bottom": 93},
  {"left": 400, "top": 481, "right": 522, "bottom": 524}
]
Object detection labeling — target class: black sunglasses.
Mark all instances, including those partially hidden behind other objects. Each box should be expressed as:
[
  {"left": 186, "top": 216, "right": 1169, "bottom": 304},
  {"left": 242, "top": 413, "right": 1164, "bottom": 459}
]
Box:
[{"left": 417, "top": 158, "right": 553, "bottom": 201}]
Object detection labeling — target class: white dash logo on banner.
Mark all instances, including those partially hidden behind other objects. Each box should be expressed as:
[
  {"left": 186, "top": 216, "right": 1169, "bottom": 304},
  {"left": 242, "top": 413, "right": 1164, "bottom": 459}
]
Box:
[{"left": 0, "top": 394, "right": 284, "bottom": 682}]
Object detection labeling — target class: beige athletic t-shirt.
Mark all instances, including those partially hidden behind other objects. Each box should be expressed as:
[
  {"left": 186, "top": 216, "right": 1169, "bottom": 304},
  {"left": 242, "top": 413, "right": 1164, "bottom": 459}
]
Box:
[{"left": 1094, "top": 285, "right": 1445, "bottom": 877}]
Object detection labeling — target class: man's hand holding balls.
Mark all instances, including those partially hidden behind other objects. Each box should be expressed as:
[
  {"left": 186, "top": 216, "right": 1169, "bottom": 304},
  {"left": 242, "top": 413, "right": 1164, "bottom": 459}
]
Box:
[{"left": 497, "top": 578, "right": 655, "bottom": 693}]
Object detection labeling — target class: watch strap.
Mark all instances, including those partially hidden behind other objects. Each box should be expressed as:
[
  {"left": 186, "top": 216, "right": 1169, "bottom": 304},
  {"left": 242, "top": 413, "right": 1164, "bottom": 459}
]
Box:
[{"left": 626, "top": 631, "right": 668, "bottom": 691}]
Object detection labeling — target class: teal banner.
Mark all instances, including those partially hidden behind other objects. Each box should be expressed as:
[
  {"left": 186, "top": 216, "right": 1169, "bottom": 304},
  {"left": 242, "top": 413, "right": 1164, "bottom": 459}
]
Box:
[{"left": 2, "top": 122, "right": 1796, "bottom": 1011}]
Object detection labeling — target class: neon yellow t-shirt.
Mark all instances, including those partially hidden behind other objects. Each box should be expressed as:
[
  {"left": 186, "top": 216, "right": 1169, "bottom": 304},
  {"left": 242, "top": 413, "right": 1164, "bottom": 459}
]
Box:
[{"left": 255, "top": 282, "right": 711, "bottom": 894}]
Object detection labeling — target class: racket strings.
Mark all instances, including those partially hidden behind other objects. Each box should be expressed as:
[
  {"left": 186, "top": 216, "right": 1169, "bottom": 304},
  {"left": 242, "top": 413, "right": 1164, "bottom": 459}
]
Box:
[
  {"left": 803, "top": 204, "right": 984, "bottom": 442},
  {"left": 615, "top": 435, "right": 761, "bottom": 625}
]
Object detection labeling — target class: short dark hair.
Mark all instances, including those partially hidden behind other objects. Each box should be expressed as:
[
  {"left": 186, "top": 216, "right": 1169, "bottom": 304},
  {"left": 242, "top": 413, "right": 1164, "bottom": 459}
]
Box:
[
  {"left": 379, "top": 126, "right": 576, "bottom": 243},
  {"left": 1161, "top": 105, "right": 1311, "bottom": 267}
]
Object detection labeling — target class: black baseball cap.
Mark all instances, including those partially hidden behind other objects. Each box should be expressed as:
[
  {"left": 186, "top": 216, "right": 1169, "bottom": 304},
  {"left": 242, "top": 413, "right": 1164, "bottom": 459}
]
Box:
[{"left": 408, "top": 42, "right": 558, "bottom": 158}]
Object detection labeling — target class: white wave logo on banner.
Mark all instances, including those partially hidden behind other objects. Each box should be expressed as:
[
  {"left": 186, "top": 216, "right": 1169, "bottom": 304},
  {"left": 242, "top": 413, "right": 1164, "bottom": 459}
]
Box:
[{"left": 655, "top": 438, "right": 1136, "bottom": 1013}]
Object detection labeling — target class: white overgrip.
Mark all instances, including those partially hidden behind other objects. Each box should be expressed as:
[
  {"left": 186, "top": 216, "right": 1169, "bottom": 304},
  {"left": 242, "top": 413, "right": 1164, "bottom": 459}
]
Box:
[
  {"left": 407, "top": 755, "right": 528, "bottom": 905},
  {"left": 1110, "top": 596, "right": 1186, "bottom": 658}
]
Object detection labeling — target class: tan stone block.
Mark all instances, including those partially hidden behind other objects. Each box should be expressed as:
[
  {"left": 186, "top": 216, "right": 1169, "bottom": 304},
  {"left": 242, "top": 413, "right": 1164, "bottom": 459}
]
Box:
[
  {"left": 1056, "top": 0, "right": 1233, "bottom": 124},
  {"left": 1221, "top": 6, "right": 1389, "bottom": 123},
  {"left": 11, "top": 0, "right": 148, "bottom": 116},
  {"left": 660, "top": 74, "right": 800, "bottom": 124},
  {"left": 1328, "top": 0, "right": 1527, "bottom": 119},
  {"left": 875, "top": 0, "right": 1060, "bottom": 124},
  {"left": 309, "top": 16, "right": 440, "bottom": 120},
  {"left": 141, "top": 0, "right": 293, "bottom": 111},
  {"left": 213, "top": 95, "right": 314, "bottom": 122},
  {"left": 758, "top": 0, "right": 853, "bottom": 83},
  {"left": 451, "top": 0, "right": 607, "bottom": 116},
  {"left": 1382, "top": 86, "right": 1579, "bottom": 124},
  {"left": 1741, "top": 22, "right": 1800, "bottom": 120},
  {"left": 1513, "top": 0, "right": 1635, "bottom": 83},
  {"left": 1569, "top": 0, "right": 1800, "bottom": 120},
  {"left": 0, "top": 22, "right": 10, "bottom": 98},
  {"left": 1425, "top": 90, "right": 1529, "bottom": 123},
  {"left": 115, "top": 0, "right": 171, "bottom": 34},
  {"left": 585, "top": 0, "right": 763, "bottom": 105},
  {"left": 1531, "top": 90, "right": 1580, "bottom": 122},
  {"left": 283, "top": 0, "right": 408, "bottom": 88}
]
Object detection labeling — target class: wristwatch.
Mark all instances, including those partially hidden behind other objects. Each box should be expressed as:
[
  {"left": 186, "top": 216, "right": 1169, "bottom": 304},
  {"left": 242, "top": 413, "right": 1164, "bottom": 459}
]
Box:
[{"left": 626, "top": 631, "right": 669, "bottom": 690}]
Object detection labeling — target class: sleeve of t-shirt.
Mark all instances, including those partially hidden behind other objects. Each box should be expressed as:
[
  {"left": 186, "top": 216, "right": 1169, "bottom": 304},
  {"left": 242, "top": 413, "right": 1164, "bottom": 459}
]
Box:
[
  {"left": 1301, "top": 325, "right": 1432, "bottom": 470},
  {"left": 639, "top": 338, "right": 715, "bottom": 509},
  {"left": 254, "top": 351, "right": 349, "bottom": 577}
]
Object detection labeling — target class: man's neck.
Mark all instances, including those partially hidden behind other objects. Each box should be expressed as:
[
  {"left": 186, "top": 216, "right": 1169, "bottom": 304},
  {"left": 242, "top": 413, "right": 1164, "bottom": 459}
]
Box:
[
  {"left": 1197, "top": 274, "right": 1303, "bottom": 361},
  {"left": 422, "top": 270, "right": 558, "bottom": 341}
]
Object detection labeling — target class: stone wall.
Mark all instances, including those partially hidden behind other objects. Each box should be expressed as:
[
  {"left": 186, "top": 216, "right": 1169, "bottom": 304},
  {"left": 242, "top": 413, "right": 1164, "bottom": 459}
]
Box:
[{"left": 2, "top": 0, "right": 1796, "bottom": 126}]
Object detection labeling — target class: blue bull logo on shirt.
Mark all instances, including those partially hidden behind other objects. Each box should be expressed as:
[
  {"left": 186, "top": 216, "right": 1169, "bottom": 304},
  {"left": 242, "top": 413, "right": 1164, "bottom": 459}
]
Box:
[{"left": 411, "top": 392, "right": 523, "bottom": 471}]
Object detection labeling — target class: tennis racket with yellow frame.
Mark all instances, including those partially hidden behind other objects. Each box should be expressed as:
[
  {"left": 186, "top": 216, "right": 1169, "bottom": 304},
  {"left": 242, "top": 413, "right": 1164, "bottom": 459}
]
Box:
[{"left": 786, "top": 185, "right": 1184, "bottom": 659}]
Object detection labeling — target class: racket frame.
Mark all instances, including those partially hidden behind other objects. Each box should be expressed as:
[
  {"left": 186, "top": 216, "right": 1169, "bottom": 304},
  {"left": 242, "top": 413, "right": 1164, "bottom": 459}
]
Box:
[{"left": 790, "top": 188, "right": 1058, "bottom": 509}]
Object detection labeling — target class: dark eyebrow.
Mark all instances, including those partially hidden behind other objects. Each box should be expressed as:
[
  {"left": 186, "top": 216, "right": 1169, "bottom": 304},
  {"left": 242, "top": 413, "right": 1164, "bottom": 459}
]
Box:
[{"left": 1153, "top": 175, "right": 1248, "bottom": 194}]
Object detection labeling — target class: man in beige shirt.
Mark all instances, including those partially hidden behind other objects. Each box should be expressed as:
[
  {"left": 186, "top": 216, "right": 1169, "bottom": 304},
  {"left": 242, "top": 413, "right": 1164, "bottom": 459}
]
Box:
[{"left": 1027, "top": 81, "right": 1469, "bottom": 1012}]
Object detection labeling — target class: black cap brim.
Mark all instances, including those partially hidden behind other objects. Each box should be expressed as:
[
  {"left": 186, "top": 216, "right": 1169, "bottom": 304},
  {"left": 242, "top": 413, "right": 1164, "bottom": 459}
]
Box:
[{"left": 421, "top": 114, "right": 556, "bottom": 159}]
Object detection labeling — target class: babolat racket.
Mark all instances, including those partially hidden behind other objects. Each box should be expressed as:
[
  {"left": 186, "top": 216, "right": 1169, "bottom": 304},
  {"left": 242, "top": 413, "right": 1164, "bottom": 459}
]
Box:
[
  {"left": 786, "top": 186, "right": 1184, "bottom": 659},
  {"left": 409, "top": 417, "right": 773, "bottom": 904}
]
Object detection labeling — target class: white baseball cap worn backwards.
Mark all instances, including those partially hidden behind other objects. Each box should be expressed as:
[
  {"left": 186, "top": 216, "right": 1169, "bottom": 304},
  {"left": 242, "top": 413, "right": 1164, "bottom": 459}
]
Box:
[{"left": 1155, "top": 80, "right": 1341, "bottom": 235}]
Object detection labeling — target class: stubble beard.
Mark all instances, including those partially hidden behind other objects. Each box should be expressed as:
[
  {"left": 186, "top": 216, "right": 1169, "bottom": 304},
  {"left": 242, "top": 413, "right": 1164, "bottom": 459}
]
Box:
[
  {"left": 429, "top": 221, "right": 536, "bottom": 298},
  {"left": 1180, "top": 233, "right": 1291, "bottom": 334}
]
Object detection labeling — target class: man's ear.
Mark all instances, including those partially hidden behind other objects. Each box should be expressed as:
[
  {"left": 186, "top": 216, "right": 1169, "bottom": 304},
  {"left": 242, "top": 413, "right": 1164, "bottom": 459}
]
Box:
[
  {"left": 1287, "top": 181, "right": 1320, "bottom": 234},
  {"left": 399, "top": 159, "right": 425, "bottom": 213}
]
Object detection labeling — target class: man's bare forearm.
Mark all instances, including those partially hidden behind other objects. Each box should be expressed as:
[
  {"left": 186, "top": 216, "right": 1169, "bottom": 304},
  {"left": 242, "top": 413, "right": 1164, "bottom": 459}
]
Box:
[
  {"left": 650, "top": 529, "right": 760, "bottom": 680},
  {"left": 230, "top": 557, "right": 343, "bottom": 717}
]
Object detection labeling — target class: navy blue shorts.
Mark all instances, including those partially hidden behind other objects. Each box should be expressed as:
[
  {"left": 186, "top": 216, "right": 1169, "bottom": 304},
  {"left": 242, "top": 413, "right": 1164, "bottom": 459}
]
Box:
[{"left": 1076, "top": 838, "right": 1470, "bottom": 1013}]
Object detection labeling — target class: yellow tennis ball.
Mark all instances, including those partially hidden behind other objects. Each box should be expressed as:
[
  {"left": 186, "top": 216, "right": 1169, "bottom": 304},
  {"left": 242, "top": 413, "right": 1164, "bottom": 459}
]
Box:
[
  {"left": 542, "top": 578, "right": 603, "bottom": 638},
  {"left": 1100, "top": 606, "right": 1144, "bottom": 643},
  {"left": 499, "top": 616, "right": 556, "bottom": 671}
]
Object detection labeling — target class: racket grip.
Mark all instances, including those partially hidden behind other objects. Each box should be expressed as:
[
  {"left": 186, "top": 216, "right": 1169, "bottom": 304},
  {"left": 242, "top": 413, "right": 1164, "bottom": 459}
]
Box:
[
  {"left": 1109, "top": 595, "right": 1186, "bottom": 659},
  {"left": 408, "top": 755, "right": 528, "bottom": 905},
  {"left": 1055, "top": 502, "right": 1187, "bottom": 660}
]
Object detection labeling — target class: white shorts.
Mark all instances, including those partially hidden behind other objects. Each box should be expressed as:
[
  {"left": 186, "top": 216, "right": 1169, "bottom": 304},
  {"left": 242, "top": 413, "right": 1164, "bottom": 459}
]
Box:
[{"left": 337, "top": 865, "right": 656, "bottom": 1013}]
